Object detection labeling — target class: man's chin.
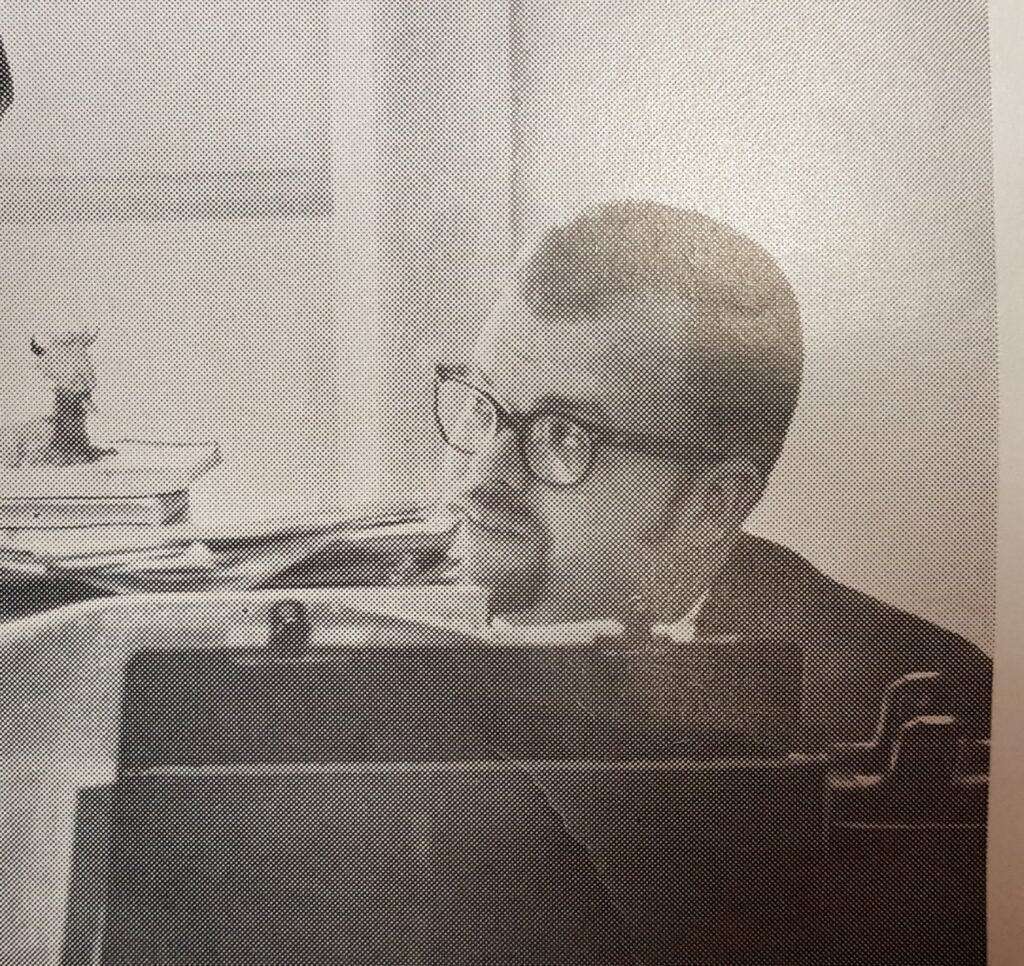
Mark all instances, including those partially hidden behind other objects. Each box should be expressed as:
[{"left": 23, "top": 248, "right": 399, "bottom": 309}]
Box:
[{"left": 448, "top": 520, "right": 546, "bottom": 615}]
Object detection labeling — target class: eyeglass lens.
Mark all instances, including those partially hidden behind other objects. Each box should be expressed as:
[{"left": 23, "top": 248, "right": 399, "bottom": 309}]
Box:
[
  {"left": 525, "top": 414, "right": 592, "bottom": 485},
  {"left": 435, "top": 378, "right": 594, "bottom": 485},
  {"left": 435, "top": 379, "right": 496, "bottom": 453}
]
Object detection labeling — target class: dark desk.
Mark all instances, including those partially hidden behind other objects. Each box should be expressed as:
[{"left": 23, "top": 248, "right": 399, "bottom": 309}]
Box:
[
  {"left": 0, "top": 590, "right": 989, "bottom": 965},
  {"left": 0, "top": 587, "right": 487, "bottom": 963}
]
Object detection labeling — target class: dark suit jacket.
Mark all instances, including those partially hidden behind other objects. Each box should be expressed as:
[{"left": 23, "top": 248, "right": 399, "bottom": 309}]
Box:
[{"left": 696, "top": 531, "right": 992, "bottom": 745}]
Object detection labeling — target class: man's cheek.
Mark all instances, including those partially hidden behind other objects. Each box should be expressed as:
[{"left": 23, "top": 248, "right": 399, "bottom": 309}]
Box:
[
  {"left": 441, "top": 449, "right": 473, "bottom": 497},
  {"left": 547, "top": 513, "right": 618, "bottom": 568}
]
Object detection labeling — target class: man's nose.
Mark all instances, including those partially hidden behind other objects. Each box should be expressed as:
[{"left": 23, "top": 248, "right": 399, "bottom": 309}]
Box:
[{"left": 467, "top": 426, "right": 529, "bottom": 491}]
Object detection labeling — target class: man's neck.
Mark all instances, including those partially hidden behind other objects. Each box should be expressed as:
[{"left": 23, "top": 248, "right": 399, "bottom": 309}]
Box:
[
  {"left": 491, "top": 532, "right": 741, "bottom": 630},
  {"left": 629, "top": 531, "right": 739, "bottom": 628}
]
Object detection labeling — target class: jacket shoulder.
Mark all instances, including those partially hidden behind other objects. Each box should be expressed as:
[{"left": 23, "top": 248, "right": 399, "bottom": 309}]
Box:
[
  {"left": 725, "top": 533, "right": 982, "bottom": 646},
  {"left": 712, "top": 533, "right": 992, "bottom": 740}
]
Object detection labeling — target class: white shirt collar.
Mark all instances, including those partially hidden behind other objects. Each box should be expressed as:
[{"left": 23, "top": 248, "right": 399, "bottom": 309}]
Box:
[
  {"left": 648, "top": 590, "right": 708, "bottom": 643},
  {"left": 488, "top": 591, "right": 709, "bottom": 645}
]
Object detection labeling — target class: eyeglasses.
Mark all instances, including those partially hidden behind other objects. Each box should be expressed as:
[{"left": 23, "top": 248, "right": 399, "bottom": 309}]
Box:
[{"left": 433, "top": 365, "right": 730, "bottom": 488}]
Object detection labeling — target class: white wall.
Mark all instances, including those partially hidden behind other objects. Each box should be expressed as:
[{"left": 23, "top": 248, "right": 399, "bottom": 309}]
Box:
[
  {"left": 513, "top": 0, "right": 996, "bottom": 647},
  {"left": 373, "top": 0, "right": 513, "bottom": 500},
  {"left": 0, "top": 0, "right": 510, "bottom": 518},
  {"left": 0, "top": 219, "right": 379, "bottom": 522},
  {"left": 0, "top": 0, "right": 380, "bottom": 521},
  {"left": 0, "top": 0, "right": 332, "bottom": 216}
]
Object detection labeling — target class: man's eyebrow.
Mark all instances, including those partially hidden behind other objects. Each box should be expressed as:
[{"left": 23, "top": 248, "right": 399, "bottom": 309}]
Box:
[
  {"left": 466, "top": 365, "right": 610, "bottom": 423},
  {"left": 527, "top": 394, "right": 610, "bottom": 424}
]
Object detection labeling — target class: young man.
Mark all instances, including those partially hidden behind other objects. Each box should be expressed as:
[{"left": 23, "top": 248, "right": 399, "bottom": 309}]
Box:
[{"left": 436, "top": 200, "right": 991, "bottom": 743}]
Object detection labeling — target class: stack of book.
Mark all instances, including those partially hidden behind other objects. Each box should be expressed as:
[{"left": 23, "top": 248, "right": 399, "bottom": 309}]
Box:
[
  {"left": 0, "top": 440, "right": 221, "bottom": 530},
  {"left": 0, "top": 440, "right": 219, "bottom": 587}
]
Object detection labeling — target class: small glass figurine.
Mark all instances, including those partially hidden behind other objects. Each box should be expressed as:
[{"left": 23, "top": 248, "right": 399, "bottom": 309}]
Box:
[{"left": 1, "top": 325, "right": 114, "bottom": 469}]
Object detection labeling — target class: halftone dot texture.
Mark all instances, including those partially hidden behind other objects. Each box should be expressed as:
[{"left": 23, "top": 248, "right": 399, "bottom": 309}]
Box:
[
  {"left": 506, "top": 0, "right": 996, "bottom": 651},
  {"left": 0, "top": 0, "right": 996, "bottom": 962}
]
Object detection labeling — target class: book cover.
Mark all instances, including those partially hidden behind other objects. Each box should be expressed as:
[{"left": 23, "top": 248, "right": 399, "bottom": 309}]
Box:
[{"left": 0, "top": 491, "right": 188, "bottom": 529}]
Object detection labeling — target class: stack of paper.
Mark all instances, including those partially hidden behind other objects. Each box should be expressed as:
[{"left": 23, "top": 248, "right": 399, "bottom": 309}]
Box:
[{"left": 0, "top": 502, "right": 451, "bottom": 594}]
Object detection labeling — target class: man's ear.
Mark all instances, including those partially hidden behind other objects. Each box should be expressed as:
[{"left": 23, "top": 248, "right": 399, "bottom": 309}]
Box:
[{"left": 669, "top": 459, "right": 765, "bottom": 548}]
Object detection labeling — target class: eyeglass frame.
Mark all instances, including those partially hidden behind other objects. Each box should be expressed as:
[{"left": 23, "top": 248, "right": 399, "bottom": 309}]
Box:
[{"left": 432, "top": 364, "right": 739, "bottom": 488}]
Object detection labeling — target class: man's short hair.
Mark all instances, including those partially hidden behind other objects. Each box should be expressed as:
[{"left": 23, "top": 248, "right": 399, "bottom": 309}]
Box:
[{"left": 516, "top": 200, "right": 802, "bottom": 473}]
